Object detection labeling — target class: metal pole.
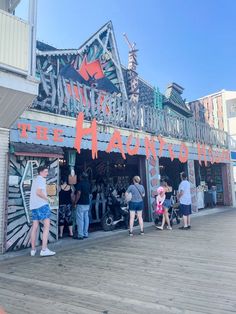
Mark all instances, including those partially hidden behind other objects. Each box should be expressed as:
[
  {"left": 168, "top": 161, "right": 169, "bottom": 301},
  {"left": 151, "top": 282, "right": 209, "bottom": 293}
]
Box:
[{"left": 28, "top": 0, "right": 38, "bottom": 76}]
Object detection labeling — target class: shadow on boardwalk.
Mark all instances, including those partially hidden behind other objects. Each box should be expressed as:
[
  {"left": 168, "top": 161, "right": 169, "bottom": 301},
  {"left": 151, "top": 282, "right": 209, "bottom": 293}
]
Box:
[{"left": 0, "top": 208, "right": 236, "bottom": 314}]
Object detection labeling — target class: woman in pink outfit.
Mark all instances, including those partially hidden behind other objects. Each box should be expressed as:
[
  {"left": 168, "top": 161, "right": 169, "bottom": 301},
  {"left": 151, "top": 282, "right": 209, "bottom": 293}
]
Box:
[{"left": 156, "top": 186, "right": 172, "bottom": 230}]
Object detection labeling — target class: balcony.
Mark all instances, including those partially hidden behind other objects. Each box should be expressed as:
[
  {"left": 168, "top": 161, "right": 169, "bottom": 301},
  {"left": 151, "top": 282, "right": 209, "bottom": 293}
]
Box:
[
  {"left": 0, "top": 9, "right": 29, "bottom": 73},
  {"left": 31, "top": 81, "right": 229, "bottom": 149},
  {"left": 0, "top": 1, "right": 38, "bottom": 129}
]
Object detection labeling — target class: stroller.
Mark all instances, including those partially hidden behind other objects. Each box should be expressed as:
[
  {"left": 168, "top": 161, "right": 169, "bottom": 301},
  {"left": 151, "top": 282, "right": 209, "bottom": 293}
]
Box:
[
  {"left": 154, "top": 196, "right": 181, "bottom": 227},
  {"left": 101, "top": 188, "right": 138, "bottom": 231}
]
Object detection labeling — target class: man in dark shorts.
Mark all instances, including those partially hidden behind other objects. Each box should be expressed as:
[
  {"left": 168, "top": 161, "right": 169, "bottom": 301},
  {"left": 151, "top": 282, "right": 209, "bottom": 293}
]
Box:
[
  {"left": 30, "top": 166, "right": 56, "bottom": 257},
  {"left": 178, "top": 172, "right": 192, "bottom": 230}
]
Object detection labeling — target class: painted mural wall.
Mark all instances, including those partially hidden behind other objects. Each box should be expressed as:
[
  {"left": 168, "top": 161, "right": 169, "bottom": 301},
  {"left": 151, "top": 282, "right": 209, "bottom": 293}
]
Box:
[
  {"left": 5, "top": 155, "right": 59, "bottom": 252},
  {"left": 33, "top": 22, "right": 127, "bottom": 118}
]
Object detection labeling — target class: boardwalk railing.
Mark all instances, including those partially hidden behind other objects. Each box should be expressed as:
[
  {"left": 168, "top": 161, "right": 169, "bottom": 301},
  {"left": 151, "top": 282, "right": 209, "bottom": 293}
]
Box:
[{"left": 32, "top": 78, "right": 229, "bottom": 148}]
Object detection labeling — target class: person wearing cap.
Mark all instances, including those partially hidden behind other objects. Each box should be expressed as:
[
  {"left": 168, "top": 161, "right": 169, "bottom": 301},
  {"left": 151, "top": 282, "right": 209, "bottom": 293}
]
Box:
[
  {"left": 156, "top": 185, "right": 172, "bottom": 230},
  {"left": 125, "top": 176, "right": 145, "bottom": 236},
  {"left": 74, "top": 172, "right": 91, "bottom": 239}
]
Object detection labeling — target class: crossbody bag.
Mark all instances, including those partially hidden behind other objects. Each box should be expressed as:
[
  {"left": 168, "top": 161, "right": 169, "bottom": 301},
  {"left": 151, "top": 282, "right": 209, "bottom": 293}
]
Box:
[{"left": 134, "top": 184, "right": 144, "bottom": 200}]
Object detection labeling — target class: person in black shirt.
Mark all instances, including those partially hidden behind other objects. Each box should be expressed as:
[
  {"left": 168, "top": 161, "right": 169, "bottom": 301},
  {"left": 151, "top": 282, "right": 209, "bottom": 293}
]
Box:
[
  {"left": 207, "top": 176, "right": 217, "bottom": 206},
  {"left": 59, "top": 177, "right": 74, "bottom": 238},
  {"left": 74, "top": 172, "right": 91, "bottom": 240}
]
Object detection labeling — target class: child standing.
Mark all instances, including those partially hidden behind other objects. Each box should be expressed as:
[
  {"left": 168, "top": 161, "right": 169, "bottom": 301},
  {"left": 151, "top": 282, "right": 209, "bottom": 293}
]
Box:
[{"left": 155, "top": 186, "right": 172, "bottom": 230}]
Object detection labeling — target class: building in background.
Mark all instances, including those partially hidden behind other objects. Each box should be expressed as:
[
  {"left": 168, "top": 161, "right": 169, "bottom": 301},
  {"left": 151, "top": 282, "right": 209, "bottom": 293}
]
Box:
[
  {"left": 0, "top": 0, "right": 38, "bottom": 253},
  {"left": 188, "top": 90, "right": 236, "bottom": 206},
  {"left": 2, "top": 21, "right": 231, "bottom": 253}
]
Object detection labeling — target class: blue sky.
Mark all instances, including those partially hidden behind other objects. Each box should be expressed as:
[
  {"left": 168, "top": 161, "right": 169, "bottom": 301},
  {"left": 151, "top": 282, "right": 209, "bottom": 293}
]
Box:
[{"left": 17, "top": 0, "right": 236, "bottom": 101}]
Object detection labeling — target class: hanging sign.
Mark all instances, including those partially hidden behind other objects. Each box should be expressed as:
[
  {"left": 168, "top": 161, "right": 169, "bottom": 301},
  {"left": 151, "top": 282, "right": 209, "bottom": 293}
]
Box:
[{"left": 15, "top": 113, "right": 230, "bottom": 164}]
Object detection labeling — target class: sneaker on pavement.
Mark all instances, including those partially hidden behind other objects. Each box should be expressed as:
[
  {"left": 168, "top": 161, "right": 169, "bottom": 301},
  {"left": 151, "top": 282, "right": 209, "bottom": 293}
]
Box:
[
  {"left": 129, "top": 231, "right": 133, "bottom": 237},
  {"left": 179, "top": 226, "right": 189, "bottom": 230},
  {"left": 167, "top": 226, "right": 172, "bottom": 230},
  {"left": 140, "top": 231, "right": 144, "bottom": 235},
  {"left": 40, "top": 248, "right": 56, "bottom": 257},
  {"left": 30, "top": 249, "right": 36, "bottom": 256},
  {"left": 156, "top": 226, "right": 163, "bottom": 230}
]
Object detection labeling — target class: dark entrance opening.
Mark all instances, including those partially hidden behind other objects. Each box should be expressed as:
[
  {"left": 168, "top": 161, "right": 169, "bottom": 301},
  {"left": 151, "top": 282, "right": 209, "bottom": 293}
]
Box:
[
  {"left": 60, "top": 149, "right": 149, "bottom": 232},
  {"left": 159, "top": 157, "right": 187, "bottom": 192}
]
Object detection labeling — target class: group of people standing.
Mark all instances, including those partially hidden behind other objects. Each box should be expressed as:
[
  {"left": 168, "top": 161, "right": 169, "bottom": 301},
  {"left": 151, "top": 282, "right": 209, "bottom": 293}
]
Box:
[
  {"left": 59, "top": 172, "right": 91, "bottom": 240},
  {"left": 155, "top": 172, "right": 192, "bottom": 231},
  {"left": 29, "top": 165, "right": 192, "bottom": 257},
  {"left": 125, "top": 172, "right": 192, "bottom": 236}
]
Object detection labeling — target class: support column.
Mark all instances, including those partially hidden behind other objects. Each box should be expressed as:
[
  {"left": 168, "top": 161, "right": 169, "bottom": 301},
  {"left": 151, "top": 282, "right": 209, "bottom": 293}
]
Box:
[
  {"left": 146, "top": 157, "right": 160, "bottom": 222},
  {"left": 229, "top": 160, "right": 236, "bottom": 207},
  {"left": 0, "top": 128, "right": 9, "bottom": 253},
  {"left": 187, "top": 160, "right": 198, "bottom": 213},
  {"left": 222, "top": 163, "right": 233, "bottom": 206}
]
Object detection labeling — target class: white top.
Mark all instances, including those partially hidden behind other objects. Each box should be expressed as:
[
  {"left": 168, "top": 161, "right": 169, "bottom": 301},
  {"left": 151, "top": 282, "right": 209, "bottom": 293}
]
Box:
[
  {"left": 178, "top": 180, "right": 191, "bottom": 205},
  {"left": 30, "top": 175, "right": 48, "bottom": 210}
]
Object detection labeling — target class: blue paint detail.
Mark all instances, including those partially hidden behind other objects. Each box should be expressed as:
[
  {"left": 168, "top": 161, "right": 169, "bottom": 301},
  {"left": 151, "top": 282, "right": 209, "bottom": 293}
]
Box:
[{"left": 231, "top": 151, "right": 236, "bottom": 160}]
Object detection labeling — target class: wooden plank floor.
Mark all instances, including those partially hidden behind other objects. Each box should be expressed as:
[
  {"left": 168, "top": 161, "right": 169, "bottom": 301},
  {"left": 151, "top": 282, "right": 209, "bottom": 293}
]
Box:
[{"left": 1, "top": 209, "right": 236, "bottom": 314}]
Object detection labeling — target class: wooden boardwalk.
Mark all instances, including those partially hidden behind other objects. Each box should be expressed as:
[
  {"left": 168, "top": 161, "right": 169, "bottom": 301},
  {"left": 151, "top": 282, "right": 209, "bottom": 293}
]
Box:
[{"left": 0, "top": 209, "right": 236, "bottom": 314}]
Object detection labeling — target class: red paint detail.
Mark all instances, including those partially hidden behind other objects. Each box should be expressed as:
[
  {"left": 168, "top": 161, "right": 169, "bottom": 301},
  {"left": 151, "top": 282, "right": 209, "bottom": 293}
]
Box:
[
  {"left": 208, "top": 147, "right": 215, "bottom": 164},
  {"left": 18, "top": 123, "right": 30, "bottom": 138},
  {"left": 149, "top": 157, "right": 157, "bottom": 167},
  {"left": 197, "top": 143, "right": 207, "bottom": 166},
  {"left": 15, "top": 152, "right": 63, "bottom": 158},
  {"left": 79, "top": 56, "right": 105, "bottom": 81},
  {"left": 36, "top": 126, "right": 48, "bottom": 141},
  {"left": 53, "top": 129, "right": 64, "bottom": 142},
  {"left": 158, "top": 136, "right": 166, "bottom": 157},
  {"left": 126, "top": 135, "right": 140, "bottom": 156},
  {"left": 145, "top": 137, "right": 157, "bottom": 160},
  {"left": 66, "top": 84, "right": 88, "bottom": 106},
  {"left": 150, "top": 167, "right": 157, "bottom": 177},
  {"left": 106, "top": 130, "right": 126, "bottom": 159},
  {"left": 74, "top": 112, "right": 98, "bottom": 159},
  {"left": 151, "top": 178, "right": 158, "bottom": 187},
  {"left": 179, "top": 143, "right": 189, "bottom": 163}
]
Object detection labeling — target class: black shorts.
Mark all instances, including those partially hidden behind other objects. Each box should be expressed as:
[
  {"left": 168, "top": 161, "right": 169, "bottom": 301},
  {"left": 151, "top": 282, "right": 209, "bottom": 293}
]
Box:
[
  {"left": 180, "top": 204, "right": 192, "bottom": 216},
  {"left": 59, "top": 204, "right": 73, "bottom": 226}
]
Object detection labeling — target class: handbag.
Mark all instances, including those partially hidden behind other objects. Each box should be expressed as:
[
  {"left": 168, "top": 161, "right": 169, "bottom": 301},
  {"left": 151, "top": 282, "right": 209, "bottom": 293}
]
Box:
[
  {"left": 68, "top": 174, "right": 77, "bottom": 185},
  {"left": 155, "top": 202, "right": 164, "bottom": 215}
]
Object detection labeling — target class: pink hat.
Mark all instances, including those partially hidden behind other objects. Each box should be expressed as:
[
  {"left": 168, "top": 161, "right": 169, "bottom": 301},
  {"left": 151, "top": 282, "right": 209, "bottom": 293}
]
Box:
[{"left": 157, "top": 186, "right": 164, "bottom": 194}]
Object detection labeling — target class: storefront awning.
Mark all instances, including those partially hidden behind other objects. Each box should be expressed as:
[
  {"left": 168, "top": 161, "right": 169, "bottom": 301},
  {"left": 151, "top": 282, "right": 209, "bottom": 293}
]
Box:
[{"left": 10, "top": 143, "right": 64, "bottom": 158}]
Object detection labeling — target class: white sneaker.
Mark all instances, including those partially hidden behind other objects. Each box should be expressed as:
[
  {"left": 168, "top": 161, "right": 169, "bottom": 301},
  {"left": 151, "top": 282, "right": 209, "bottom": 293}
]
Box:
[
  {"left": 156, "top": 226, "right": 163, "bottom": 230},
  {"left": 40, "top": 248, "right": 56, "bottom": 257},
  {"left": 30, "top": 249, "right": 36, "bottom": 256},
  {"left": 167, "top": 226, "right": 172, "bottom": 230}
]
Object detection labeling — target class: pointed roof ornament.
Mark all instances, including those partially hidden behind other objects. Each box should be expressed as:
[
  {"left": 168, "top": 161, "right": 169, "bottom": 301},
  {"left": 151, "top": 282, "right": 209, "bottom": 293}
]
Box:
[{"left": 164, "top": 82, "right": 192, "bottom": 117}]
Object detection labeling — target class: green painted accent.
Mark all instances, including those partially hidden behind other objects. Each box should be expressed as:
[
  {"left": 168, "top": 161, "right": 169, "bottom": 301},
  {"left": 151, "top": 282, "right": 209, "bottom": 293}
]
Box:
[
  {"left": 154, "top": 86, "right": 163, "bottom": 109},
  {"left": 9, "top": 145, "right": 14, "bottom": 154}
]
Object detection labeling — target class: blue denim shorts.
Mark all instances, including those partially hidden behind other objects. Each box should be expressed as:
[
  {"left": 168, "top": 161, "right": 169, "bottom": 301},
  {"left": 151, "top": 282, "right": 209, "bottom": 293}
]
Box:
[
  {"left": 129, "top": 201, "right": 143, "bottom": 212},
  {"left": 31, "top": 204, "right": 51, "bottom": 221},
  {"left": 163, "top": 199, "right": 171, "bottom": 209}
]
